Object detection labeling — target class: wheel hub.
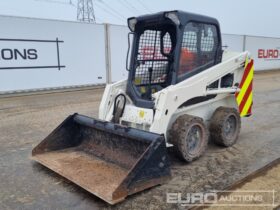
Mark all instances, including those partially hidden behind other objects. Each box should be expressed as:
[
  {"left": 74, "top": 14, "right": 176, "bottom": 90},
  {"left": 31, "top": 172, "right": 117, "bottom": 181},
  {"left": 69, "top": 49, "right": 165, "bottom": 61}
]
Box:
[
  {"left": 223, "top": 115, "right": 237, "bottom": 138},
  {"left": 187, "top": 125, "right": 202, "bottom": 152}
]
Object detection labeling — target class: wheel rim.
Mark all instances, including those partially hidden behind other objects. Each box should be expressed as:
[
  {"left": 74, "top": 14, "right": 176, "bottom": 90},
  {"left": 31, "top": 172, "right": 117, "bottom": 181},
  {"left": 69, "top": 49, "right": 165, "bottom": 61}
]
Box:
[
  {"left": 223, "top": 115, "right": 237, "bottom": 138},
  {"left": 186, "top": 124, "right": 203, "bottom": 154}
]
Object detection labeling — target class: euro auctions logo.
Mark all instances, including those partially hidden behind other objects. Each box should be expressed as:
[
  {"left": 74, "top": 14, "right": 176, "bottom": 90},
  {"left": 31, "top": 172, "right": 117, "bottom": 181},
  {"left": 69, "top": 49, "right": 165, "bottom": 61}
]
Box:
[
  {"left": 166, "top": 191, "right": 276, "bottom": 207},
  {"left": 258, "top": 48, "right": 280, "bottom": 60}
]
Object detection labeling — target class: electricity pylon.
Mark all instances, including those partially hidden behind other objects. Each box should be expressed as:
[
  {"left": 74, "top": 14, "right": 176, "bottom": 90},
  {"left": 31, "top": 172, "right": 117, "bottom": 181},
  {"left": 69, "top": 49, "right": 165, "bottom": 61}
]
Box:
[{"left": 77, "top": 0, "right": 96, "bottom": 23}]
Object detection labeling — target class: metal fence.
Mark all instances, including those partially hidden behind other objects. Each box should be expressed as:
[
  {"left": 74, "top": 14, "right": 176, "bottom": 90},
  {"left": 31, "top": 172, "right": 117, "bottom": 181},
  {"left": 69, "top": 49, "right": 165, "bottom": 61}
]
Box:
[{"left": 0, "top": 15, "right": 279, "bottom": 93}]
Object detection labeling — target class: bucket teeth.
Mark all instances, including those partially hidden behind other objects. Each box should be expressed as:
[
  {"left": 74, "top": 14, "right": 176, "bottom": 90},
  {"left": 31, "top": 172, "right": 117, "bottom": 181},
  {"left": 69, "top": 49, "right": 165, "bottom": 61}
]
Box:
[{"left": 32, "top": 114, "right": 171, "bottom": 204}]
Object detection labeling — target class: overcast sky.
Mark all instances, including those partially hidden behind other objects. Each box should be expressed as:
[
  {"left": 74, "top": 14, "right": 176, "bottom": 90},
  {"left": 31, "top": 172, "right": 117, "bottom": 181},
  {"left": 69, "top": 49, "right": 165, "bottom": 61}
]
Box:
[{"left": 0, "top": 0, "right": 278, "bottom": 37}]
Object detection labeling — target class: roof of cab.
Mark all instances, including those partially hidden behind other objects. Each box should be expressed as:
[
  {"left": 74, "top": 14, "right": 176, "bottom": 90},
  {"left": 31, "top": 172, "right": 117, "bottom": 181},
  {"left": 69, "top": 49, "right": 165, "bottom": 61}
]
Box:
[{"left": 129, "top": 10, "right": 220, "bottom": 28}]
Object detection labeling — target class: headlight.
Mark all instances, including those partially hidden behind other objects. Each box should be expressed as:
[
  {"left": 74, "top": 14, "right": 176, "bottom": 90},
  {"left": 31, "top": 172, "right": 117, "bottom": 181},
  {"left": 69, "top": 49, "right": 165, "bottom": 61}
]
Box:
[
  {"left": 128, "top": 17, "right": 137, "bottom": 32},
  {"left": 164, "top": 11, "right": 180, "bottom": 26}
]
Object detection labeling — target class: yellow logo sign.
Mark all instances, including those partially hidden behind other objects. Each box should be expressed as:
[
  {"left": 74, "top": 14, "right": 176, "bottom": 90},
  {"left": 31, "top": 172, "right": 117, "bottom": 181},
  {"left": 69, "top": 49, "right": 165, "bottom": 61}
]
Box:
[{"left": 139, "top": 110, "right": 145, "bottom": 118}]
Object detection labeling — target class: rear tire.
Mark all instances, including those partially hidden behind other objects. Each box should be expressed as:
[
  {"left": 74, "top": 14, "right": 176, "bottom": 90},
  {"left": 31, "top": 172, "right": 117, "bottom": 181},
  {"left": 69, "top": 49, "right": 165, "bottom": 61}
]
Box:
[
  {"left": 169, "top": 115, "right": 209, "bottom": 162},
  {"left": 209, "top": 107, "right": 241, "bottom": 147}
]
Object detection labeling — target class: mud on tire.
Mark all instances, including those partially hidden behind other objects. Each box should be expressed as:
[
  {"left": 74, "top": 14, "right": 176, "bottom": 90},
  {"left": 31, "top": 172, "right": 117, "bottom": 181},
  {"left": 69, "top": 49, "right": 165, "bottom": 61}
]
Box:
[
  {"left": 169, "top": 115, "right": 209, "bottom": 162},
  {"left": 209, "top": 107, "right": 241, "bottom": 147}
]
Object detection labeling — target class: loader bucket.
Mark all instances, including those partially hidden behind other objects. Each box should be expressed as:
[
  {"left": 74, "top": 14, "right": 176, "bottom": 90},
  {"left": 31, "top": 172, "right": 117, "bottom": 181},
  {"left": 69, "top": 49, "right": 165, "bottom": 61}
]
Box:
[{"left": 32, "top": 114, "right": 171, "bottom": 204}]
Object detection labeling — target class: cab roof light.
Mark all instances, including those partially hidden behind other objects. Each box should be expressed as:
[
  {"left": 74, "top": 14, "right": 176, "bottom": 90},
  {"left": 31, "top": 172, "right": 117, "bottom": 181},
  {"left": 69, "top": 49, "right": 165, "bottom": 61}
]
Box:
[
  {"left": 164, "top": 12, "right": 180, "bottom": 26},
  {"left": 128, "top": 18, "right": 137, "bottom": 32}
]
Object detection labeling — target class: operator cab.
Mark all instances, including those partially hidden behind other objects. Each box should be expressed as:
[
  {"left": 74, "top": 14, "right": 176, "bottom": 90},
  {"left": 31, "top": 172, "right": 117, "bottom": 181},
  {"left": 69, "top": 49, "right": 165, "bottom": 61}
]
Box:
[{"left": 126, "top": 11, "right": 223, "bottom": 108}]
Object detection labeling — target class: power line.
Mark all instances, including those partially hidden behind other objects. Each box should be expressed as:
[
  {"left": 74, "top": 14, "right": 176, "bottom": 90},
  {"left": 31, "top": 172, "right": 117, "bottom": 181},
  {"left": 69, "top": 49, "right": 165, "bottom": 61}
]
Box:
[
  {"left": 95, "top": 1, "right": 126, "bottom": 22},
  {"left": 118, "top": 0, "right": 135, "bottom": 16},
  {"left": 35, "top": 0, "right": 96, "bottom": 23},
  {"left": 69, "top": 0, "right": 75, "bottom": 6},
  {"left": 97, "top": 0, "right": 126, "bottom": 19},
  {"left": 34, "top": 0, "right": 130, "bottom": 23},
  {"left": 35, "top": 0, "right": 71, "bottom": 5},
  {"left": 95, "top": 16, "right": 105, "bottom": 23},
  {"left": 121, "top": 0, "right": 142, "bottom": 15},
  {"left": 137, "top": 0, "right": 152, "bottom": 13},
  {"left": 95, "top": 5, "right": 124, "bottom": 22}
]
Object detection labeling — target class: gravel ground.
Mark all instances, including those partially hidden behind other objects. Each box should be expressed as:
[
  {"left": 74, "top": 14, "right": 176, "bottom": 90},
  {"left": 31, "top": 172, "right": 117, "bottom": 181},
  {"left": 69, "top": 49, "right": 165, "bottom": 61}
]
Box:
[{"left": 0, "top": 71, "right": 280, "bottom": 210}]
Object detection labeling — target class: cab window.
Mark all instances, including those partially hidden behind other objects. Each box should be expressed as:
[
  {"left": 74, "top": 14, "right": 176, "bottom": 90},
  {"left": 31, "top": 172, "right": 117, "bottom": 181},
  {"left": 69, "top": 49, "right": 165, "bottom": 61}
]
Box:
[
  {"left": 200, "top": 24, "right": 218, "bottom": 66},
  {"left": 178, "top": 22, "right": 218, "bottom": 80},
  {"left": 178, "top": 22, "right": 198, "bottom": 77}
]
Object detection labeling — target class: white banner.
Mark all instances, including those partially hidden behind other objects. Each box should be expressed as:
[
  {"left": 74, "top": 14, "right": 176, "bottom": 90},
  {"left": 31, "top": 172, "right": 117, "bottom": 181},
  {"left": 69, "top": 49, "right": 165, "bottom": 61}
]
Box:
[
  {"left": 222, "top": 34, "right": 244, "bottom": 52},
  {"left": 109, "top": 24, "right": 129, "bottom": 82},
  {"left": 245, "top": 36, "right": 280, "bottom": 70},
  {"left": 0, "top": 15, "right": 106, "bottom": 92}
]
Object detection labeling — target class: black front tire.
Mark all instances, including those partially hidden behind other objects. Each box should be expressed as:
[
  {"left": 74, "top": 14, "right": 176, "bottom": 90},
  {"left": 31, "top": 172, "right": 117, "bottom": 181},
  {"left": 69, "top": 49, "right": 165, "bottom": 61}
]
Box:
[
  {"left": 169, "top": 115, "right": 209, "bottom": 162},
  {"left": 209, "top": 107, "right": 241, "bottom": 147}
]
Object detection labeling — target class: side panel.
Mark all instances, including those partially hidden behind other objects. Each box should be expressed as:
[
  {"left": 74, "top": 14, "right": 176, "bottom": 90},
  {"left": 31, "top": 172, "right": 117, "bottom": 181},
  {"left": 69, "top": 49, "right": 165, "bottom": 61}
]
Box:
[
  {"left": 150, "top": 52, "right": 248, "bottom": 137},
  {"left": 170, "top": 95, "right": 238, "bottom": 129}
]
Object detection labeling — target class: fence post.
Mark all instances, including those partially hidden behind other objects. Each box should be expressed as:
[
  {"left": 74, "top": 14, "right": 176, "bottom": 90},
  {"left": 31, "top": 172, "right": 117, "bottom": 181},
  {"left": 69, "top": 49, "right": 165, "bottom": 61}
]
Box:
[
  {"left": 243, "top": 35, "right": 247, "bottom": 52},
  {"left": 104, "top": 23, "right": 112, "bottom": 84}
]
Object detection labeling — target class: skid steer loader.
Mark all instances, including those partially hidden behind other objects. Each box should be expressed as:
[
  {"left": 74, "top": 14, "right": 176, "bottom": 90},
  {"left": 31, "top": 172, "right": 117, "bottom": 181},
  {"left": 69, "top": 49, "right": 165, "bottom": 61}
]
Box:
[{"left": 32, "top": 10, "right": 254, "bottom": 204}]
